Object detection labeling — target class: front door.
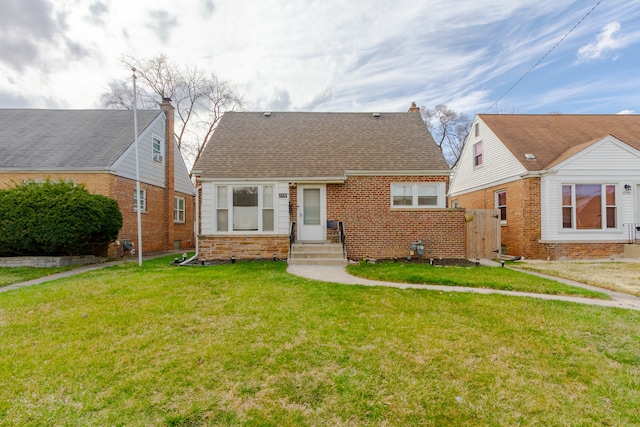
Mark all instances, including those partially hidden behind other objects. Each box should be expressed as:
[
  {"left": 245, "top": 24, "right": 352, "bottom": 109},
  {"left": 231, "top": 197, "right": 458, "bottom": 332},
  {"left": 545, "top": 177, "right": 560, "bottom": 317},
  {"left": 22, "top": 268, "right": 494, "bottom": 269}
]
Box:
[{"left": 297, "top": 184, "right": 326, "bottom": 241}]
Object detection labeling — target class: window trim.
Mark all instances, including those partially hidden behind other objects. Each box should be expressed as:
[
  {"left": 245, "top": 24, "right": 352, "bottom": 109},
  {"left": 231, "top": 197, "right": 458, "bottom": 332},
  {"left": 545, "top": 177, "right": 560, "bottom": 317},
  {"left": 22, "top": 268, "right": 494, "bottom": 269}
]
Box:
[
  {"left": 390, "top": 183, "right": 445, "bottom": 209},
  {"left": 473, "top": 142, "right": 483, "bottom": 167},
  {"left": 495, "top": 190, "right": 507, "bottom": 225},
  {"left": 561, "top": 183, "right": 618, "bottom": 231},
  {"left": 133, "top": 189, "right": 147, "bottom": 213},
  {"left": 174, "top": 196, "right": 185, "bottom": 223},
  {"left": 152, "top": 134, "right": 164, "bottom": 164},
  {"left": 215, "top": 184, "right": 277, "bottom": 233}
]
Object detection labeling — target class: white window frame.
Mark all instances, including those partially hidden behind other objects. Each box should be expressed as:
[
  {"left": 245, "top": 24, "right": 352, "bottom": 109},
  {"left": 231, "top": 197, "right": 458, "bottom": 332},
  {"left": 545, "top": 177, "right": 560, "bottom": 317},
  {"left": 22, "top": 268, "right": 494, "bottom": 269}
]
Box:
[
  {"left": 133, "top": 189, "right": 147, "bottom": 213},
  {"left": 390, "top": 183, "right": 446, "bottom": 209},
  {"left": 495, "top": 190, "right": 507, "bottom": 225},
  {"left": 215, "top": 184, "right": 276, "bottom": 233},
  {"left": 561, "top": 184, "right": 618, "bottom": 230},
  {"left": 152, "top": 134, "right": 164, "bottom": 163},
  {"left": 473, "top": 142, "right": 483, "bottom": 167},
  {"left": 174, "top": 196, "right": 185, "bottom": 223}
]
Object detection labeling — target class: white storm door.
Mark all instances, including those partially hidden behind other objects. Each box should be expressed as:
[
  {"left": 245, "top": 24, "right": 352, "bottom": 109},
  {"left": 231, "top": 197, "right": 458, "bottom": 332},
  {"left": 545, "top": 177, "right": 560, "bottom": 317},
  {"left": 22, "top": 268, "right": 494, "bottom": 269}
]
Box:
[{"left": 298, "top": 185, "right": 326, "bottom": 241}]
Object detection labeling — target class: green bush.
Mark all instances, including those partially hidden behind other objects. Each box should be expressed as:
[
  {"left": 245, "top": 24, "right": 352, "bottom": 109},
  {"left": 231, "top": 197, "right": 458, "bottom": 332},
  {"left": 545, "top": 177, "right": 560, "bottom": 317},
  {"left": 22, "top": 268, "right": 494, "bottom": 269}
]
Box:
[{"left": 0, "top": 180, "right": 123, "bottom": 256}]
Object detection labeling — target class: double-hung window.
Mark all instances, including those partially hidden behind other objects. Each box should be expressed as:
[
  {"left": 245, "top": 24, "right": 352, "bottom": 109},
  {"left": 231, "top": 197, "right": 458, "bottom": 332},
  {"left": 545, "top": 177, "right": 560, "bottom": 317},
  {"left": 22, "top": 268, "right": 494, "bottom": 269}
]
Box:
[
  {"left": 473, "top": 142, "right": 483, "bottom": 167},
  {"left": 174, "top": 197, "right": 185, "bottom": 223},
  {"left": 133, "top": 189, "right": 147, "bottom": 213},
  {"left": 152, "top": 136, "right": 163, "bottom": 163},
  {"left": 495, "top": 190, "right": 507, "bottom": 223},
  {"left": 391, "top": 183, "right": 444, "bottom": 208},
  {"left": 562, "top": 184, "right": 617, "bottom": 229},
  {"left": 216, "top": 185, "right": 275, "bottom": 232}
]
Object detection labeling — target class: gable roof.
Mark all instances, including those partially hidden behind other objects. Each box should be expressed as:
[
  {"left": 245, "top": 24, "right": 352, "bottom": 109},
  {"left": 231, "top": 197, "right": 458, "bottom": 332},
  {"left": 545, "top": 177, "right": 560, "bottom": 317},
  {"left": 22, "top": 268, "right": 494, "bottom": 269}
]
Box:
[
  {"left": 195, "top": 111, "right": 449, "bottom": 179},
  {"left": 0, "top": 109, "right": 161, "bottom": 170},
  {"left": 478, "top": 114, "right": 640, "bottom": 171}
]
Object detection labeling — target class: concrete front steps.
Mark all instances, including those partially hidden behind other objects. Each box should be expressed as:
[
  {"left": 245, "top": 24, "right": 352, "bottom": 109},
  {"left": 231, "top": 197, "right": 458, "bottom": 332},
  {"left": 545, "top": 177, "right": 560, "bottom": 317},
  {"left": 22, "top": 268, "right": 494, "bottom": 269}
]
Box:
[{"left": 288, "top": 242, "right": 347, "bottom": 266}]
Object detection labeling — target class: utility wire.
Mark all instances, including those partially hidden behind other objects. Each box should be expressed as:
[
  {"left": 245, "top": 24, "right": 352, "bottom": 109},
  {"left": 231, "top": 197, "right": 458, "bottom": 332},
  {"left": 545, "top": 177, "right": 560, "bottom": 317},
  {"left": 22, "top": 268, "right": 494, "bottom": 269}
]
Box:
[{"left": 484, "top": 0, "right": 604, "bottom": 113}]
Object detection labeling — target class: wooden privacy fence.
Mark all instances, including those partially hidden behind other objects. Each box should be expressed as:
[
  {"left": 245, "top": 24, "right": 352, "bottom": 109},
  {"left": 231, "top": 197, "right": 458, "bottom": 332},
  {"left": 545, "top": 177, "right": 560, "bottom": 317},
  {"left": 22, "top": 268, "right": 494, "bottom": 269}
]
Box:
[{"left": 466, "top": 209, "right": 501, "bottom": 260}]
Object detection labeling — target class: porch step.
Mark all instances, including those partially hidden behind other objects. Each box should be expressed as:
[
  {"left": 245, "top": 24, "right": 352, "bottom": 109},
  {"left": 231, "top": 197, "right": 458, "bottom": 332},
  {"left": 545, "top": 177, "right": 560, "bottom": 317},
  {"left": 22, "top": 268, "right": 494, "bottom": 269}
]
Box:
[{"left": 288, "top": 243, "right": 347, "bottom": 266}]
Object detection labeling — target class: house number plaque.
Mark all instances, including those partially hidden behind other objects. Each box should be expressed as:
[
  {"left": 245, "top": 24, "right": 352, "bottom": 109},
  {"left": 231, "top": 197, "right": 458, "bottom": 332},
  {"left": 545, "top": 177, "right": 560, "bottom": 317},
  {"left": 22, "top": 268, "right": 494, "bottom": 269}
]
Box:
[{"left": 279, "top": 193, "right": 288, "bottom": 199}]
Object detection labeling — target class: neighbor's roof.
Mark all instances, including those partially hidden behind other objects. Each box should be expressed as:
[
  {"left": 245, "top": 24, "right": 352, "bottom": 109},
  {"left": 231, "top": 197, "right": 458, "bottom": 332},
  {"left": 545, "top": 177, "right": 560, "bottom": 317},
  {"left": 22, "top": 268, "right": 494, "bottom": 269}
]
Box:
[
  {"left": 479, "top": 114, "right": 640, "bottom": 170},
  {"left": 195, "top": 111, "right": 449, "bottom": 179},
  {"left": 0, "top": 109, "right": 161, "bottom": 170}
]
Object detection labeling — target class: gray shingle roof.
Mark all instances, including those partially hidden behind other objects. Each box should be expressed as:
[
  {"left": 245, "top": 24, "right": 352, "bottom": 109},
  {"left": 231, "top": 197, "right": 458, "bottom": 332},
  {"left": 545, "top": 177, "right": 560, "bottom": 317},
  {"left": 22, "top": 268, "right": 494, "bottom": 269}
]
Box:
[
  {"left": 194, "top": 111, "right": 449, "bottom": 179},
  {"left": 479, "top": 114, "right": 640, "bottom": 171},
  {"left": 0, "top": 109, "right": 161, "bottom": 170}
]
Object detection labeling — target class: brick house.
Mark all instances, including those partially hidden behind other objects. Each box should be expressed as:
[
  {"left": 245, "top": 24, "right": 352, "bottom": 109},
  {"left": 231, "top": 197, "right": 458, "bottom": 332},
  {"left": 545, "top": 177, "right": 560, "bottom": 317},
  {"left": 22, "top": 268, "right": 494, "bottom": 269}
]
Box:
[
  {"left": 449, "top": 114, "right": 640, "bottom": 260},
  {"left": 192, "top": 104, "right": 467, "bottom": 262},
  {"left": 0, "top": 100, "right": 195, "bottom": 257}
]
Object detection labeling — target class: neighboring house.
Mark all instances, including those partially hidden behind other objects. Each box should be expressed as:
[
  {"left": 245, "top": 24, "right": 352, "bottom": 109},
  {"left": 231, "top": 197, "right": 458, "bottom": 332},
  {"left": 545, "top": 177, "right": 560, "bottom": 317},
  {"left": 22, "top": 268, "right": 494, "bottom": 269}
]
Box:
[
  {"left": 0, "top": 100, "right": 195, "bottom": 257},
  {"left": 449, "top": 114, "right": 640, "bottom": 260},
  {"left": 192, "top": 104, "right": 467, "bottom": 262}
]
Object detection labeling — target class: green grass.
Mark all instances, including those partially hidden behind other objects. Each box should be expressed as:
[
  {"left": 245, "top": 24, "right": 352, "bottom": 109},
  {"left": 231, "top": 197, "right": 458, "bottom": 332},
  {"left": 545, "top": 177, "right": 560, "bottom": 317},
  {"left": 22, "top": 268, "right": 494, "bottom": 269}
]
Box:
[
  {"left": 0, "top": 266, "right": 78, "bottom": 288},
  {"left": 1, "top": 257, "right": 638, "bottom": 426},
  {"left": 347, "top": 261, "right": 609, "bottom": 298}
]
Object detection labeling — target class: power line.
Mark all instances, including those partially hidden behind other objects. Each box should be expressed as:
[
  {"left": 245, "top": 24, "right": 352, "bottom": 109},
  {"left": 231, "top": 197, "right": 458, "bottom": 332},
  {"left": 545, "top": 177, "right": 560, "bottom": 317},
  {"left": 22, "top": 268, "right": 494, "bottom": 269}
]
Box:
[{"left": 484, "top": 0, "right": 604, "bottom": 113}]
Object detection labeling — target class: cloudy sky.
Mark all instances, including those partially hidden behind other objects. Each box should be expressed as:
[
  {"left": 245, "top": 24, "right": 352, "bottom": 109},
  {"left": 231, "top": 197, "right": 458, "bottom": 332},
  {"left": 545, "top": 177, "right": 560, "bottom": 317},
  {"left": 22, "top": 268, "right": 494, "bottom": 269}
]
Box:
[{"left": 1, "top": 0, "right": 639, "bottom": 116}]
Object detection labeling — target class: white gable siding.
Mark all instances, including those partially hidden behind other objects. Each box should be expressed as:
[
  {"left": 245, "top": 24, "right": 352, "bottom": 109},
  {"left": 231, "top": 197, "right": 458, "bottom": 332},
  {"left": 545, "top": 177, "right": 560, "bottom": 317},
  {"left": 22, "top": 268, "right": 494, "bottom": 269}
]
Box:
[
  {"left": 111, "top": 114, "right": 167, "bottom": 187},
  {"left": 174, "top": 143, "right": 195, "bottom": 195},
  {"left": 449, "top": 117, "right": 527, "bottom": 196},
  {"left": 540, "top": 137, "right": 640, "bottom": 242}
]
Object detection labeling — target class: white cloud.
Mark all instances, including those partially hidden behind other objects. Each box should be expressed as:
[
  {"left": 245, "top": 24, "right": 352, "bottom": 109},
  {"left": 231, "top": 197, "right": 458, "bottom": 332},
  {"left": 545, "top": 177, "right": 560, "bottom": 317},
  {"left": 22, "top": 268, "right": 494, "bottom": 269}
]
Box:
[{"left": 577, "top": 22, "right": 624, "bottom": 61}]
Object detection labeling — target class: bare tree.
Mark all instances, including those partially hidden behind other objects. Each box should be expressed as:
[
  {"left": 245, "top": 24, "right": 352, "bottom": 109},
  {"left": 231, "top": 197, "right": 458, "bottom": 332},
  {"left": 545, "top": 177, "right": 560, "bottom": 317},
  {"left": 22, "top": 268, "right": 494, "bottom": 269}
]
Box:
[
  {"left": 100, "top": 54, "right": 244, "bottom": 169},
  {"left": 420, "top": 104, "right": 472, "bottom": 168}
]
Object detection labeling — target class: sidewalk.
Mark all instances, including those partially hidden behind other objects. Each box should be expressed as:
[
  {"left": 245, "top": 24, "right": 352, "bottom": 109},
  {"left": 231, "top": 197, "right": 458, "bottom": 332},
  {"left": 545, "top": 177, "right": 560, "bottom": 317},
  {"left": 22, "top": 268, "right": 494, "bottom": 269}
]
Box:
[
  {"left": 0, "top": 251, "right": 182, "bottom": 294},
  {"left": 286, "top": 262, "right": 640, "bottom": 311}
]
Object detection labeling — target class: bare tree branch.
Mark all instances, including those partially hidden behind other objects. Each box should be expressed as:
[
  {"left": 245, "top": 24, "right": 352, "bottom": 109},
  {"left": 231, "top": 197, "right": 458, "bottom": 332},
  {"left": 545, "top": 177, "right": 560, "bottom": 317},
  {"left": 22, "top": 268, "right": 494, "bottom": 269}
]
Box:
[
  {"left": 100, "top": 54, "right": 244, "bottom": 171},
  {"left": 420, "top": 104, "right": 472, "bottom": 168}
]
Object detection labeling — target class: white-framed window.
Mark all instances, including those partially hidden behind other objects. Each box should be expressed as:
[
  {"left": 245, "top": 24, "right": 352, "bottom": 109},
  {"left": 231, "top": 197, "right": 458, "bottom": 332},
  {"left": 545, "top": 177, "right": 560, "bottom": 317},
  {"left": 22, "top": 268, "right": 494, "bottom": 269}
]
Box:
[
  {"left": 562, "top": 184, "right": 617, "bottom": 230},
  {"left": 473, "top": 142, "right": 483, "bottom": 167},
  {"left": 152, "top": 135, "right": 164, "bottom": 163},
  {"left": 174, "top": 196, "right": 185, "bottom": 223},
  {"left": 495, "top": 190, "right": 507, "bottom": 224},
  {"left": 391, "top": 183, "right": 445, "bottom": 208},
  {"left": 133, "top": 189, "right": 147, "bottom": 213},
  {"left": 215, "top": 184, "right": 276, "bottom": 232}
]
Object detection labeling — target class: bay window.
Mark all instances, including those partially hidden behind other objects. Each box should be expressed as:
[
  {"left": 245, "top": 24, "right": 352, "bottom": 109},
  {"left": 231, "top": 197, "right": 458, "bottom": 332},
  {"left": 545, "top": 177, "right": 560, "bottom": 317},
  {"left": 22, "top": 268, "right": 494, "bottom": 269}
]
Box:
[
  {"left": 561, "top": 184, "right": 617, "bottom": 230},
  {"left": 216, "top": 185, "right": 275, "bottom": 232}
]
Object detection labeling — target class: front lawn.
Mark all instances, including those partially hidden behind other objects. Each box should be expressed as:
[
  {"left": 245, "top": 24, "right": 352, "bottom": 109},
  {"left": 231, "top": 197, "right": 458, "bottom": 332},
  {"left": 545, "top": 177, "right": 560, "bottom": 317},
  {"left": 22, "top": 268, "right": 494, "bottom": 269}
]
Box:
[
  {"left": 347, "top": 261, "right": 609, "bottom": 298},
  {"left": 0, "top": 258, "right": 638, "bottom": 426},
  {"left": 0, "top": 266, "right": 78, "bottom": 288}
]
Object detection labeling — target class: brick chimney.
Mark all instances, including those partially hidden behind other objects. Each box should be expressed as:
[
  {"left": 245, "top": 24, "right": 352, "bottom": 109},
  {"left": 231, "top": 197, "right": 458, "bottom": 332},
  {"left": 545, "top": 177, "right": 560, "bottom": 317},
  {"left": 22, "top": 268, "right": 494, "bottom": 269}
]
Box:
[
  {"left": 160, "top": 97, "right": 175, "bottom": 251},
  {"left": 408, "top": 102, "right": 420, "bottom": 113}
]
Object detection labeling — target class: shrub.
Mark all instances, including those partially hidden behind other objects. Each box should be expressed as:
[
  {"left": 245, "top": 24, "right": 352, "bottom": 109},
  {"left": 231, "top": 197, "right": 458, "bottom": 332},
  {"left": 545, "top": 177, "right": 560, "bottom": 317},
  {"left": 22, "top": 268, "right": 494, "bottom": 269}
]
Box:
[{"left": 0, "top": 180, "right": 123, "bottom": 256}]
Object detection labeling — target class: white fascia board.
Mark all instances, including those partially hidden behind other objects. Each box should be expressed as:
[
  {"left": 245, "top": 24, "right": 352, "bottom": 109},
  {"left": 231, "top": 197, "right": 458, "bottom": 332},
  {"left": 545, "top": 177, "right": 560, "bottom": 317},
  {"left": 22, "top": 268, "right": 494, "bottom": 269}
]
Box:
[
  {"left": 0, "top": 168, "right": 112, "bottom": 173},
  {"left": 197, "top": 176, "right": 347, "bottom": 183},
  {"left": 448, "top": 173, "right": 526, "bottom": 197},
  {"left": 345, "top": 170, "right": 450, "bottom": 176}
]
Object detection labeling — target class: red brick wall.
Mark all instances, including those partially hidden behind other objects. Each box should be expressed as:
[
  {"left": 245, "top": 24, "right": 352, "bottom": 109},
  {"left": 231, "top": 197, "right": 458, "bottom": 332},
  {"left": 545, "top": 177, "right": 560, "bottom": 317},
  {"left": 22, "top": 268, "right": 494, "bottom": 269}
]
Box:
[
  {"left": 326, "top": 175, "right": 466, "bottom": 259},
  {"left": 451, "top": 177, "right": 625, "bottom": 260},
  {"left": 1, "top": 172, "right": 194, "bottom": 258}
]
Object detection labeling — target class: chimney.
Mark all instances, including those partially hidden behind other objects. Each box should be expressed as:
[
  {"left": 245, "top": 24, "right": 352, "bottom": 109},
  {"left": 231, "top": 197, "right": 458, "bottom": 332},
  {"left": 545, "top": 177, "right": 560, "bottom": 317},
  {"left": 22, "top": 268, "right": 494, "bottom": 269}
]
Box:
[
  {"left": 408, "top": 102, "right": 420, "bottom": 113},
  {"left": 160, "top": 97, "right": 175, "bottom": 251}
]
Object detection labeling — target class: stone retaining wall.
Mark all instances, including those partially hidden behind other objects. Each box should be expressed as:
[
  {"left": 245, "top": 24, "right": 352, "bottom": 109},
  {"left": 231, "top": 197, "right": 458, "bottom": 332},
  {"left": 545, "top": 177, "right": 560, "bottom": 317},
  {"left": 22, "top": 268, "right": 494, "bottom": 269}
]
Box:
[{"left": 0, "top": 255, "right": 106, "bottom": 268}]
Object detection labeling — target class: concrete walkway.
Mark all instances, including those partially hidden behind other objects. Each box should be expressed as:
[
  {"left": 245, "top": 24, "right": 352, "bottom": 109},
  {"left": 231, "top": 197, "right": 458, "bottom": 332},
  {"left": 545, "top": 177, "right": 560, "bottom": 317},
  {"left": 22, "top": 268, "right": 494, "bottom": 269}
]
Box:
[
  {"left": 0, "top": 251, "right": 183, "bottom": 294},
  {"left": 286, "top": 262, "right": 640, "bottom": 311}
]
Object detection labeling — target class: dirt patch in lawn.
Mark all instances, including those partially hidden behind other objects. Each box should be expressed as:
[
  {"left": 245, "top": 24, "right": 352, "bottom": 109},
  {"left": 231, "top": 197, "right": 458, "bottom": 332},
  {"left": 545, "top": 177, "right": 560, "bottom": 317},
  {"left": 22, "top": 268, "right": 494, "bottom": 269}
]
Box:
[{"left": 515, "top": 260, "right": 640, "bottom": 297}]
